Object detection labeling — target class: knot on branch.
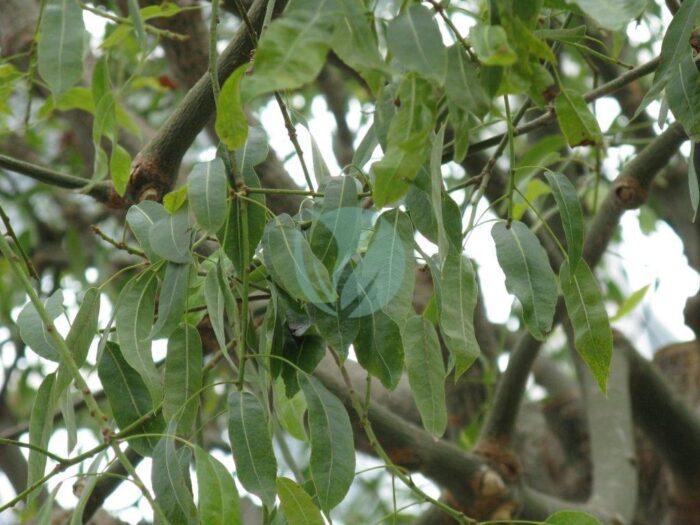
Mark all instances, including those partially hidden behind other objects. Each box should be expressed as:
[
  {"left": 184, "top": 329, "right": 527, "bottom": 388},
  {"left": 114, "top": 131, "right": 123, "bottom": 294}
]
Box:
[
  {"left": 127, "top": 155, "right": 173, "bottom": 203},
  {"left": 613, "top": 176, "right": 648, "bottom": 209}
]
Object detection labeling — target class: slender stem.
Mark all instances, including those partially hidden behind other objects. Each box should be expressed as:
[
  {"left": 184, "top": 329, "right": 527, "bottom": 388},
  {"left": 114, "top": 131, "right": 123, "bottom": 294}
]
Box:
[
  {"left": 0, "top": 203, "right": 39, "bottom": 279},
  {"left": 91, "top": 225, "right": 147, "bottom": 259},
  {"left": 503, "top": 95, "right": 516, "bottom": 224},
  {"left": 77, "top": 2, "right": 189, "bottom": 41},
  {"left": 0, "top": 437, "right": 66, "bottom": 463},
  {"left": 236, "top": 195, "right": 250, "bottom": 389}
]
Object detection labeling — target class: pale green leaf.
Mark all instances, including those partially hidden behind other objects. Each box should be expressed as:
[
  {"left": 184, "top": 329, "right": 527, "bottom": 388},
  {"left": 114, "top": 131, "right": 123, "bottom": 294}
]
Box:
[
  {"left": 164, "top": 324, "right": 202, "bottom": 436},
  {"left": 545, "top": 510, "right": 602, "bottom": 525},
  {"left": 611, "top": 284, "right": 650, "bottom": 322},
  {"left": 17, "top": 291, "right": 64, "bottom": 362},
  {"left": 151, "top": 262, "right": 190, "bottom": 339},
  {"left": 205, "top": 264, "right": 227, "bottom": 353},
  {"left": 544, "top": 172, "right": 584, "bottom": 270},
  {"left": 163, "top": 185, "right": 188, "bottom": 214},
  {"left": 194, "top": 446, "right": 242, "bottom": 525},
  {"left": 109, "top": 144, "right": 131, "bottom": 197},
  {"left": 469, "top": 25, "right": 517, "bottom": 66},
  {"left": 354, "top": 310, "right": 404, "bottom": 389},
  {"left": 445, "top": 44, "right": 490, "bottom": 119},
  {"left": 27, "top": 373, "right": 57, "bottom": 503},
  {"left": 277, "top": 477, "right": 324, "bottom": 525},
  {"left": 217, "top": 66, "right": 249, "bottom": 150},
  {"left": 152, "top": 433, "right": 197, "bottom": 524},
  {"left": 555, "top": 89, "right": 602, "bottom": 147},
  {"left": 149, "top": 208, "right": 192, "bottom": 264},
  {"left": 188, "top": 159, "right": 229, "bottom": 233},
  {"left": 126, "top": 201, "right": 168, "bottom": 261},
  {"left": 667, "top": 53, "right": 700, "bottom": 141},
  {"left": 569, "top": 0, "right": 646, "bottom": 32}
]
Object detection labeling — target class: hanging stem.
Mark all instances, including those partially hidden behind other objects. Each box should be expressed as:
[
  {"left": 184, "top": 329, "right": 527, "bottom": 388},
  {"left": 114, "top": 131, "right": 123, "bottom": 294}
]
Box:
[{"left": 504, "top": 94, "right": 517, "bottom": 225}]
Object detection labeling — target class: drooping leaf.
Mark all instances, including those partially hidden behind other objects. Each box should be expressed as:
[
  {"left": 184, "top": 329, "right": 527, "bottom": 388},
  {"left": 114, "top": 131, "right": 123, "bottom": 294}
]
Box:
[
  {"left": 555, "top": 89, "right": 603, "bottom": 147},
  {"left": 667, "top": 53, "right": 700, "bottom": 141},
  {"left": 277, "top": 477, "right": 324, "bottom": 525},
  {"left": 611, "top": 284, "right": 650, "bottom": 321},
  {"left": 560, "top": 259, "right": 613, "bottom": 392},
  {"left": 690, "top": 142, "right": 699, "bottom": 221},
  {"left": 567, "top": 0, "right": 645, "bottom": 31},
  {"left": 279, "top": 334, "right": 326, "bottom": 397},
  {"left": 27, "top": 373, "right": 57, "bottom": 503},
  {"left": 194, "top": 446, "right": 242, "bottom": 525},
  {"left": 543, "top": 172, "right": 584, "bottom": 270},
  {"left": 69, "top": 453, "right": 105, "bottom": 525},
  {"left": 492, "top": 221, "right": 557, "bottom": 340},
  {"left": 386, "top": 4, "right": 447, "bottom": 82},
  {"left": 437, "top": 251, "right": 481, "bottom": 377},
  {"left": 149, "top": 208, "right": 192, "bottom": 264},
  {"left": 98, "top": 343, "right": 165, "bottom": 457},
  {"left": 164, "top": 324, "right": 202, "bottom": 436},
  {"left": 469, "top": 25, "right": 517, "bottom": 66},
  {"left": 299, "top": 374, "right": 355, "bottom": 511},
  {"left": 17, "top": 291, "right": 64, "bottom": 362},
  {"left": 152, "top": 433, "right": 197, "bottom": 524},
  {"left": 371, "top": 147, "right": 425, "bottom": 207},
  {"left": 236, "top": 125, "right": 269, "bottom": 175},
  {"left": 216, "top": 66, "right": 249, "bottom": 150},
  {"left": 163, "top": 185, "right": 189, "bottom": 214},
  {"left": 307, "top": 302, "right": 359, "bottom": 360},
  {"left": 37, "top": 0, "right": 85, "bottom": 95},
  {"left": 273, "top": 379, "right": 308, "bottom": 441},
  {"left": 151, "top": 262, "right": 190, "bottom": 339},
  {"left": 110, "top": 144, "right": 131, "bottom": 197},
  {"left": 205, "top": 265, "right": 227, "bottom": 352},
  {"left": 545, "top": 510, "right": 602, "bottom": 525},
  {"left": 353, "top": 310, "right": 404, "bottom": 389},
  {"left": 126, "top": 201, "right": 168, "bottom": 261},
  {"left": 445, "top": 44, "right": 490, "bottom": 119},
  {"left": 227, "top": 391, "right": 278, "bottom": 507},
  {"left": 402, "top": 316, "right": 447, "bottom": 436},
  {"left": 115, "top": 270, "right": 162, "bottom": 397}
]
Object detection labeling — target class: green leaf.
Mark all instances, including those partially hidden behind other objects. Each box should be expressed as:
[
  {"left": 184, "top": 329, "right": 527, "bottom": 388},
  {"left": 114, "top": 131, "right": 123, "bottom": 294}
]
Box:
[
  {"left": 569, "top": 0, "right": 646, "bottom": 31},
  {"left": 535, "top": 25, "right": 587, "bottom": 44},
  {"left": 126, "top": 0, "right": 146, "bottom": 44},
  {"left": 152, "top": 433, "right": 197, "bottom": 524},
  {"left": 273, "top": 379, "right": 307, "bottom": 441},
  {"left": 371, "top": 147, "right": 425, "bottom": 206},
  {"left": 386, "top": 4, "right": 447, "bottom": 82},
  {"left": 279, "top": 335, "right": 326, "bottom": 397},
  {"left": 555, "top": 89, "right": 602, "bottom": 147},
  {"left": 126, "top": 201, "right": 168, "bottom": 261},
  {"left": 492, "top": 221, "right": 557, "bottom": 340},
  {"left": 241, "top": 0, "right": 338, "bottom": 99},
  {"left": 115, "top": 270, "right": 162, "bottom": 397},
  {"left": 164, "top": 324, "right": 202, "bottom": 436},
  {"left": 690, "top": 143, "right": 699, "bottom": 221},
  {"left": 470, "top": 25, "right": 517, "bottom": 66},
  {"left": 445, "top": 44, "right": 490, "bottom": 119},
  {"left": 216, "top": 65, "right": 249, "bottom": 150},
  {"left": 543, "top": 172, "right": 584, "bottom": 270},
  {"left": 227, "top": 391, "right": 278, "bottom": 507},
  {"left": 437, "top": 251, "right": 481, "bottom": 377},
  {"left": 299, "top": 374, "right": 355, "bottom": 511},
  {"left": 37, "top": 0, "right": 85, "bottom": 95},
  {"left": 545, "top": 510, "right": 602, "bottom": 525},
  {"left": 27, "top": 373, "right": 57, "bottom": 503},
  {"left": 163, "top": 185, "right": 188, "bottom": 214},
  {"left": 141, "top": 2, "right": 186, "bottom": 20},
  {"left": 307, "top": 302, "right": 359, "bottom": 360},
  {"left": 110, "top": 144, "right": 131, "bottom": 197},
  {"left": 151, "top": 262, "right": 190, "bottom": 339},
  {"left": 611, "top": 284, "right": 649, "bottom": 321},
  {"left": 69, "top": 453, "right": 105, "bottom": 525},
  {"left": 667, "top": 53, "right": 700, "bottom": 141},
  {"left": 560, "top": 259, "right": 613, "bottom": 392},
  {"left": 262, "top": 214, "right": 337, "bottom": 304},
  {"left": 98, "top": 343, "right": 165, "bottom": 456},
  {"left": 236, "top": 125, "right": 269, "bottom": 175},
  {"left": 194, "top": 446, "right": 242, "bottom": 525},
  {"left": 149, "top": 208, "right": 192, "bottom": 264},
  {"left": 402, "top": 316, "right": 447, "bottom": 436},
  {"left": 17, "top": 291, "right": 64, "bottom": 362},
  {"left": 204, "top": 265, "right": 227, "bottom": 352},
  {"left": 354, "top": 310, "right": 404, "bottom": 389},
  {"left": 188, "top": 159, "right": 229, "bottom": 234},
  {"left": 277, "top": 477, "right": 324, "bottom": 525}
]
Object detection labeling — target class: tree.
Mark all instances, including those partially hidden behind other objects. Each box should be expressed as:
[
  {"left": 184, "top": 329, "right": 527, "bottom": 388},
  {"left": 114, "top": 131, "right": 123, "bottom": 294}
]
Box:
[{"left": 0, "top": 0, "right": 698, "bottom": 523}]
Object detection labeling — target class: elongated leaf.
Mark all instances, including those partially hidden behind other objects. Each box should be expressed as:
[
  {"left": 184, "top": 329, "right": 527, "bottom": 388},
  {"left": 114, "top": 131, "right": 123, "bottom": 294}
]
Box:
[
  {"left": 371, "top": 147, "right": 425, "bottom": 207},
  {"left": 299, "top": 374, "right": 355, "bottom": 511},
  {"left": 273, "top": 379, "right": 308, "bottom": 441},
  {"left": 236, "top": 125, "right": 269, "bottom": 175},
  {"left": 307, "top": 302, "right": 359, "bottom": 360},
  {"left": 27, "top": 373, "right": 57, "bottom": 503},
  {"left": 402, "top": 316, "right": 447, "bottom": 436},
  {"left": 163, "top": 185, "right": 188, "bottom": 213},
  {"left": 37, "top": 0, "right": 85, "bottom": 95},
  {"left": 126, "top": 201, "right": 168, "bottom": 261},
  {"left": 543, "top": 172, "right": 584, "bottom": 270},
  {"left": 194, "top": 446, "right": 242, "bottom": 525},
  {"left": 560, "top": 259, "right": 613, "bottom": 392},
  {"left": 280, "top": 334, "right": 326, "bottom": 397},
  {"left": 115, "top": 271, "right": 161, "bottom": 398},
  {"left": 227, "top": 391, "right": 277, "bottom": 507},
  {"left": 277, "top": 477, "right": 324, "bottom": 525},
  {"left": 667, "top": 53, "right": 700, "bottom": 141},
  {"left": 69, "top": 453, "right": 105, "bottom": 525},
  {"left": 216, "top": 66, "right": 249, "bottom": 150},
  {"left": 151, "top": 262, "right": 190, "bottom": 339},
  {"left": 555, "top": 89, "right": 602, "bottom": 147},
  {"left": 262, "top": 214, "right": 336, "bottom": 304},
  {"left": 437, "top": 251, "right": 481, "bottom": 377},
  {"left": 188, "top": 159, "right": 229, "bottom": 233},
  {"left": 164, "top": 324, "right": 202, "bottom": 436},
  {"left": 470, "top": 25, "right": 517, "bottom": 66},
  {"left": 569, "top": 0, "right": 645, "bottom": 31},
  {"left": 98, "top": 343, "right": 164, "bottom": 456},
  {"left": 445, "top": 44, "right": 489, "bottom": 119},
  {"left": 110, "top": 144, "right": 131, "bottom": 197},
  {"left": 205, "top": 265, "right": 227, "bottom": 352},
  {"left": 353, "top": 310, "right": 404, "bottom": 389},
  {"left": 152, "top": 433, "right": 197, "bottom": 524},
  {"left": 149, "top": 208, "right": 192, "bottom": 264},
  {"left": 386, "top": 4, "right": 446, "bottom": 82},
  {"left": 17, "top": 291, "right": 64, "bottom": 362},
  {"left": 611, "top": 284, "right": 650, "bottom": 321},
  {"left": 492, "top": 221, "right": 557, "bottom": 340},
  {"left": 690, "top": 142, "right": 699, "bottom": 221}
]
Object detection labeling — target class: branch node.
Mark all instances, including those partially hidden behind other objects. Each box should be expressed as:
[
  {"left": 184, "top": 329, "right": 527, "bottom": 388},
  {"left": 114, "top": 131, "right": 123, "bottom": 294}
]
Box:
[{"left": 614, "top": 175, "right": 648, "bottom": 209}]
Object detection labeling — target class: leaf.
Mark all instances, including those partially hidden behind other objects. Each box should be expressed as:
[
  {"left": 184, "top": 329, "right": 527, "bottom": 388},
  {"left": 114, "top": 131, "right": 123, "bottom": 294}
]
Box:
[
  {"left": 241, "top": 0, "right": 338, "bottom": 99},
  {"left": 164, "top": 324, "right": 202, "bottom": 436},
  {"left": 17, "top": 291, "right": 64, "bottom": 362},
  {"left": 386, "top": 4, "right": 447, "bottom": 82},
  {"left": 216, "top": 65, "right": 249, "bottom": 150},
  {"left": 110, "top": 144, "right": 131, "bottom": 197},
  {"left": 227, "top": 391, "right": 278, "bottom": 507},
  {"left": 194, "top": 446, "right": 242, "bottom": 525},
  {"left": 280, "top": 335, "right": 326, "bottom": 397},
  {"left": 437, "top": 251, "right": 481, "bottom": 377},
  {"left": 371, "top": 147, "right": 425, "bottom": 207},
  {"left": 69, "top": 453, "right": 105, "bottom": 525},
  {"left": 37, "top": 0, "right": 85, "bottom": 95},
  {"left": 273, "top": 379, "right": 307, "bottom": 441},
  {"left": 126, "top": 0, "right": 146, "bottom": 44},
  {"left": 611, "top": 284, "right": 650, "bottom": 321},
  {"left": 311, "top": 133, "right": 332, "bottom": 187},
  {"left": 569, "top": 0, "right": 646, "bottom": 31},
  {"left": 277, "top": 477, "right": 324, "bottom": 525},
  {"left": 445, "top": 45, "right": 490, "bottom": 119},
  {"left": 98, "top": 343, "right": 165, "bottom": 456},
  {"left": 236, "top": 125, "right": 269, "bottom": 175},
  {"left": 667, "top": 53, "right": 700, "bottom": 141},
  {"left": 27, "top": 373, "right": 57, "bottom": 503},
  {"left": 149, "top": 208, "right": 192, "bottom": 264},
  {"left": 543, "top": 172, "right": 584, "bottom": 270},
  {"left": 299, "top": 374, "right": 355, "bottom": 511},
  {"left": 560, "top": 259, "right": 613, "bottom": 392},
  {"left": 690, "top": 142, "right": 699, "bottom": 221},
  {"left": 151, "top": 262, "right": 190, "bottom": 339},
  {"left": 555, "top": 89, "right": 603, "bottom": 147},
  {"left": 115, "top": 270, "right": 162, "bottom": 397},
  {"left": 152, "top": 433, "right": 197, "bottom": 524},
  {"left": 307, "top": 302, "right": 359, "bottom": 360},
  {"left": 262, "top": 214, "right": 337, "bottom": 304},
  {"left": 402, "top": 316, "right": 447, "bottom": 436},
  {"left": 354, "top": 310, "right": 404, "bottom": 389},
  {"left": 188, "top": 160, "right": 229, "bottom": 234},
  {"left": 163, "top": 185, "right": 188, "bottom": 214},
  {"left": 545, "top": 510, "right": 602, "bottom": 525},
  {"left": 126, "top": 201, "right": 168, "bottom": 261},
  {"left": 492, "top": 221, "right": 558, "bottom": 340},
  {"left": 469, "top": 25, "right": 517, "bottom": 66},
  {"left": 205, "top": 265, "right": 227, "bottom": 352}
]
